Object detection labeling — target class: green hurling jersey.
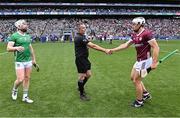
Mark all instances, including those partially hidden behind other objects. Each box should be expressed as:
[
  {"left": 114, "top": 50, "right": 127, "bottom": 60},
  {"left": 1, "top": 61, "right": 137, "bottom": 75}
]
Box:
[{"left": 9, "top": 32, "right": 32, "bottom": 62}]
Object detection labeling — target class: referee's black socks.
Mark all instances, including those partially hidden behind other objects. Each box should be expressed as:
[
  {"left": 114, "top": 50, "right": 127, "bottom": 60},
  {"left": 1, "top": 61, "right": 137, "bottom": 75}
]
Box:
[
  {"left": 83, "top": 77, "right": 88, "bottom": 86},
  {"left": 78, "top": 80, "right": 84, "bottom": 95}
]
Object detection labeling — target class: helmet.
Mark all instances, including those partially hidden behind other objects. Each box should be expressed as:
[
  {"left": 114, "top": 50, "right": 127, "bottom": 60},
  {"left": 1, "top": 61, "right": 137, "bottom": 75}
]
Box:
[
  {"left": 132, "top": 17, "right": 145, "bottom": 25},
  {"left": 14, "top": 19, "right": 27, "bottom": 28}
]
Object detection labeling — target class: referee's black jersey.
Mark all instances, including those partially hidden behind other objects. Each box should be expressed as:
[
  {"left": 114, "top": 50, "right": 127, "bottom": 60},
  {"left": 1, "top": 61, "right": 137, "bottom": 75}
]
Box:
[{"left": 74, "top": 33, "right": 89, "bottom": 58}]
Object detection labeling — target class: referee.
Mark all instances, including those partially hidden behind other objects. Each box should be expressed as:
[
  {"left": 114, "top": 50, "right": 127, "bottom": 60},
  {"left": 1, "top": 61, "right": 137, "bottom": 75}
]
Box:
[{"left": 74, "top": 23, "right": 110, "bottom": 101}]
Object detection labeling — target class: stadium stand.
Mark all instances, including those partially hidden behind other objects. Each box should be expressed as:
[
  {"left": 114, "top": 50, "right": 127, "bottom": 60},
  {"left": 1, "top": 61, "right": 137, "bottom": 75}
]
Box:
[{"left": 0, "top": 1, "right": 179, "bottom": 42}]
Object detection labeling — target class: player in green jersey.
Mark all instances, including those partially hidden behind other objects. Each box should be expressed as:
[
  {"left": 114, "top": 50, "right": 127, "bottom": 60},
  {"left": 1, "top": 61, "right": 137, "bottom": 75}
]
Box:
[{"left": 7, "top": 19, "right": 37, "bottom": 103}]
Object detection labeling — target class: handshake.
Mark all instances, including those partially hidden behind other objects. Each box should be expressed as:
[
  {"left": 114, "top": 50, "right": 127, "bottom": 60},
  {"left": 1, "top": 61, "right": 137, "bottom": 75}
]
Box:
[{"left": 104, "top": 49, "right": 114, "bottom": 55}]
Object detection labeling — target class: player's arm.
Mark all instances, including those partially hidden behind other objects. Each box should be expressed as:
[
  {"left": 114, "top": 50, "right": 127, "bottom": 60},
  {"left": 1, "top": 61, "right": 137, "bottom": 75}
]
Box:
[
  {"left": 111, "top": 40, "right": 133, "bottom": 52},
  {"left": 87, "top": 42, "right": 108, "bottom": 53},
  {"left": 7, "top": 41, "right": 24, "bottom": 52},
  {"left": 148, "top": 39, "right": 160, "bottom": 69},
  {"left": 29, "top": 44, "right": 36, "bottom": 64}
]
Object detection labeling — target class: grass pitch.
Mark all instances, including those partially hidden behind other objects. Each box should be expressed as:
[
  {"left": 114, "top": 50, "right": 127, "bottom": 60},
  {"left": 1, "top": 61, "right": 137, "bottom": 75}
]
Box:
[{"left": 0, "top": 40, "right": 180, "bottom": 117}]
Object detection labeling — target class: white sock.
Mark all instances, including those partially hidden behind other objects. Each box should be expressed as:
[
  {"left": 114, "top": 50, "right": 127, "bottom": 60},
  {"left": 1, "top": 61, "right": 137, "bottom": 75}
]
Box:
[
  {"left": 12, "top": 87, "right": 18, "bottom": 92},
  {"left": 23, "top": 89, "right": 28, "bottom": 98}
]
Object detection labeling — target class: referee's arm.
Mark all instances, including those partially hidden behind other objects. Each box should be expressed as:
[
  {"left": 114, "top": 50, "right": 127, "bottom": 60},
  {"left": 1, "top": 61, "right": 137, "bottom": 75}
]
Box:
[{"left": 87, "top": 42, "right": 107, "bottom": 53}]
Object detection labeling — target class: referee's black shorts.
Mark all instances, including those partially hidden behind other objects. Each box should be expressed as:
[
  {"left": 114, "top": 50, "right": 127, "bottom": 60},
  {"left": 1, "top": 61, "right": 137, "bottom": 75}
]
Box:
[{"left": 75, "top": 57, "right": 91, "bottom": 73}]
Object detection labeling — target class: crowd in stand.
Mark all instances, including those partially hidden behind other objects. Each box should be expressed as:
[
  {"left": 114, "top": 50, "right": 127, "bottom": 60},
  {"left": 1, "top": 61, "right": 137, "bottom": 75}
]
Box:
[
  {"left": 0, "top": 18, "right": 179, "bottom": 42},
  {"left": 0, "top": 8, "right": 179, "bottom": 14}
]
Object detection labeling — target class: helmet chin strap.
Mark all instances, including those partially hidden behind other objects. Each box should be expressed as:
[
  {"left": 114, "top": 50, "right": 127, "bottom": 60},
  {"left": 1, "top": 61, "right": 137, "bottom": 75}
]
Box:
[{"left": 134, "top": 25, "right": 142, "bottom": 33}]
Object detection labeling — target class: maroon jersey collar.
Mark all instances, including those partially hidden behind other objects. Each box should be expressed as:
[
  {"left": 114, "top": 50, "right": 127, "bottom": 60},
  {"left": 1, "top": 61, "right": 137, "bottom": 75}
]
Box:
[{"left": 137, "top": 28, "right": 145, "bottom": 36}]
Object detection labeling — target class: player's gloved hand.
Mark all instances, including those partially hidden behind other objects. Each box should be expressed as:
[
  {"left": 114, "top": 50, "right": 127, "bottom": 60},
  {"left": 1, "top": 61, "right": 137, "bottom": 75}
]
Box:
[
  {"left": 32, "top": 60, "right": 36, "bottom": 65},
  {"left": 33, "top": 63, "right": 40, "bottom": 72}
]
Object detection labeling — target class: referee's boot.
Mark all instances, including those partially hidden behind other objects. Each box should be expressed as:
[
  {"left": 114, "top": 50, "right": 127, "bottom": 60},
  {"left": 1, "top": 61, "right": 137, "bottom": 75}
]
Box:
[{"left": 80, "top": 93, "right": 90, "bottom": 101}]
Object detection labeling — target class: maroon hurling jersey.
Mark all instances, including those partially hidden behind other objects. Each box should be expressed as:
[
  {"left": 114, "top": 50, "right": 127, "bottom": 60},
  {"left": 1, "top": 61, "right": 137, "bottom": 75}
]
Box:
[{"left": 130, "top": 29, "right": 154, "bottom": 61}]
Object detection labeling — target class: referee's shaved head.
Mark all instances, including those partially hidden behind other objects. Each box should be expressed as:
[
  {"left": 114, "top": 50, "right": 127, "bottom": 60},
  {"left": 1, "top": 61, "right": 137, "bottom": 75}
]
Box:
[{"left": 78, "top": 23, "right": 86, "bottom": 35}]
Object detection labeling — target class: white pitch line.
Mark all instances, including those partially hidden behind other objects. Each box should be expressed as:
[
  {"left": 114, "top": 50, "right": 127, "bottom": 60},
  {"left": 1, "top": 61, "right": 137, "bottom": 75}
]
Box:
[
  {"left": 0, "top": 52, "right": 8, "bottom": 56},
  {"left": 161, "top": 50, "right": 180, "bottom": 55}
]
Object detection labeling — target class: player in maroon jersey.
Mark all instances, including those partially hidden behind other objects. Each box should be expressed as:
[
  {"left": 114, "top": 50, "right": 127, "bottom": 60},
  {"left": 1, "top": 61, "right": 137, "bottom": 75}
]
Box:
[{"left": 110, "top": 17, "right": 159, "bottom": 107}]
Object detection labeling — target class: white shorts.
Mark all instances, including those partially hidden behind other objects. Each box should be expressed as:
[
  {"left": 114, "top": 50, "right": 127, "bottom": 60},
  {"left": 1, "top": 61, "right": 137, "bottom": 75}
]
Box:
[
  {"left": 15, "top": 61, "right": 32, "bottom": 69},
  {"left": 133, "top": 57, "right": 152, "bottom": 72}
]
